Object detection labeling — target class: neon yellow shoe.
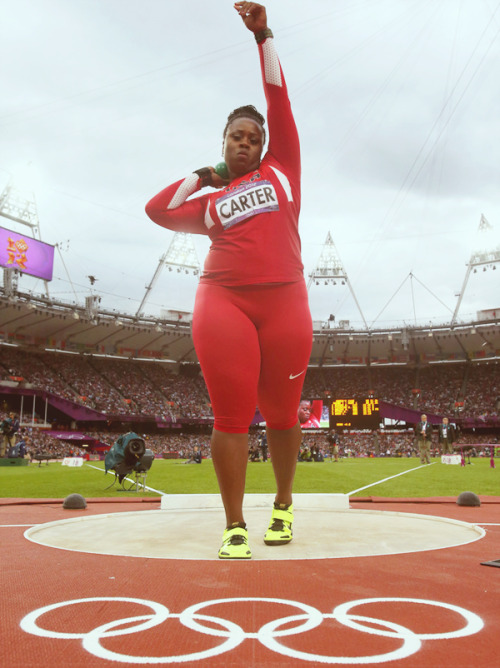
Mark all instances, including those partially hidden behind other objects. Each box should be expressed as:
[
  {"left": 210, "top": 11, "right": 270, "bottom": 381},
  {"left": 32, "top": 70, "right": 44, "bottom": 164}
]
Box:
[
  {"left": 264, "top": 503, "right": 294, "bottom": 545},
  {"left": 218, "top": 524, "right": 252, "bottom": 559}
]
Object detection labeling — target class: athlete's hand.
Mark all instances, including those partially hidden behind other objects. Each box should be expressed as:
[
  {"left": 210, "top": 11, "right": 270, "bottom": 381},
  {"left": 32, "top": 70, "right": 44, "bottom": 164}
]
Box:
[
  {"left": 195, "top": 167, "right": 229, "bottom": 189},
  {"left": 234, "top": 2, "right": 267, "bottom": 33},
  {"left": 209, "top": 168, "right": 229, "bottom": 189}
]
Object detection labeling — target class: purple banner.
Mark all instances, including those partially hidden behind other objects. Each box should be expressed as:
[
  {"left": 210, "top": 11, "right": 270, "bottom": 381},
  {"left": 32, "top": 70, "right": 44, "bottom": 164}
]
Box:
[{"left": 0, "top": 226, "right": 54, "bottom": 281}]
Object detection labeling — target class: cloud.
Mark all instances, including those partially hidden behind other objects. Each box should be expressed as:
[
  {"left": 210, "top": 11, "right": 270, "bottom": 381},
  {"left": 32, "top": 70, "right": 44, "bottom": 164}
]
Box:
[{"left": 1, "top": 0, "right": 499, "bottom": 327}]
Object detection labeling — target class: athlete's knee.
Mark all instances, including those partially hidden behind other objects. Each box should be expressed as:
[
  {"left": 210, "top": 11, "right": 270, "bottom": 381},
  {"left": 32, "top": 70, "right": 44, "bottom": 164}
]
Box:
[
  {"left": 262, "top": 415, "right": 299, "bottom": 432},
  {"left": 213, "top": 418, "right": 251, "bottom": 434}
]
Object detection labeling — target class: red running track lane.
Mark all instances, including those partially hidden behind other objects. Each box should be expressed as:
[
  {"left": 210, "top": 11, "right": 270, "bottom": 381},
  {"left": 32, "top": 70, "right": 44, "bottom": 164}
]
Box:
[{"left": 1, "top": 497, "right": 499, "bottom": 668}]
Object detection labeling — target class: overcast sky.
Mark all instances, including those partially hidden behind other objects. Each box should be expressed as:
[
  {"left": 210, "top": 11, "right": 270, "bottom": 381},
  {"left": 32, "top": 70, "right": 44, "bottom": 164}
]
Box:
[{"left": 1, "top": 0, "right": 499, "bottom": 329}]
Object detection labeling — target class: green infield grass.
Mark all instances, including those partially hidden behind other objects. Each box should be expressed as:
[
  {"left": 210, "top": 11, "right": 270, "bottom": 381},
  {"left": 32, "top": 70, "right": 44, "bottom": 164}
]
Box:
[{"left": 0, "top": 456, "right": 497, "bottom": 499}]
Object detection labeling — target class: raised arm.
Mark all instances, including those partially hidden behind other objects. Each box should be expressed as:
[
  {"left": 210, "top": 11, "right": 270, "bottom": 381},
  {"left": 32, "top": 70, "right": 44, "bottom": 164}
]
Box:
[
  {"left": 235, "top": 2, "right": 300, "bottom": 179},
  {"left": 146, "top": 3, "right": 299, "bottom": 233}
]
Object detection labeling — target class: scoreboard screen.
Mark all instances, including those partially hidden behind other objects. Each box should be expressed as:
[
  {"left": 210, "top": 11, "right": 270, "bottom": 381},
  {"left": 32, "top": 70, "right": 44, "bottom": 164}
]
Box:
[{"left": 329, "top": 397, "right": 381, "bottom": 429}]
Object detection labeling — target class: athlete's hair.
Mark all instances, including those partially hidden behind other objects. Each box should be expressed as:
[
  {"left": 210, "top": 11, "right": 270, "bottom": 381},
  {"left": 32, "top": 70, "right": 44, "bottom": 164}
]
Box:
[{"left": 222, "top": 105, "right": 266, "bottom": 144}]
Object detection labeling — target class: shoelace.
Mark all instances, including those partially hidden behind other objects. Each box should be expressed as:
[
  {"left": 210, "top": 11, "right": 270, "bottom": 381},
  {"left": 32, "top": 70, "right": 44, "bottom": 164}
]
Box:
[
  {"left": 269, "top": 518, "right": 288, "bottom": 532},
  {"left": 225, "top": 533, "right": 247, "bottom": 546}
]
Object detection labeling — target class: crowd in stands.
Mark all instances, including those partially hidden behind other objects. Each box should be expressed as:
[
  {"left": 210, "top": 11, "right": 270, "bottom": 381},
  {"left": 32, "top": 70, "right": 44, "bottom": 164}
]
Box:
[
  {"left": 295, "top": 430, "right": 498, "bottom": 461},
  {"left": 301, "top": 362, "right": 499, "bottom": 418},
  {"left": 0, "top": 348, "right": 212, "bottom": 420},
  {"left": 0, "top": 419, "right": 216, "bottom": 462},
  {"left": 462, "top": 363, "right": 500, "bottom": 420},
  {"left": 0, "top": 348, "right": 499, "bottom": 464},
  {"left": 2, "top": 410, "right": 498, "bottom": 462},
  {"left": 2, "top": 348, "right": 499, "bottom": 421},
  {"left": 2, "top": 426, "right": 87, "bottom": 461}
]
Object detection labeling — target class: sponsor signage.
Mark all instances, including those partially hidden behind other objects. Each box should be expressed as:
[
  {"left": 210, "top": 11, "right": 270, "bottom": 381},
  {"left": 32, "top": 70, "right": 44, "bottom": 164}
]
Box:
[{"left": 0, "top": 226, "right": 54, "bottom": 281}]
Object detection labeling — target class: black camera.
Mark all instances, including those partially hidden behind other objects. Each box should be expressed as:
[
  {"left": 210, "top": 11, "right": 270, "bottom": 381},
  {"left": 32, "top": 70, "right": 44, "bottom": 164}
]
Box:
[{"left": 105, "top": 432, "right": 147, "bottom": 483}]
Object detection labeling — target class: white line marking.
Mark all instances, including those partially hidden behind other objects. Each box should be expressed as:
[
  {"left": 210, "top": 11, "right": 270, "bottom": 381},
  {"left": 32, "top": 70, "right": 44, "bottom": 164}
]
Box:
[
  {"left": 0, "top": 524, "right": 36, "bottom": 527},
  {"left": 348, "top": 463, "right": 436, "bottom": 496},
  {"left": 85, "top": 463, "right": 166, "bottom": 496}
]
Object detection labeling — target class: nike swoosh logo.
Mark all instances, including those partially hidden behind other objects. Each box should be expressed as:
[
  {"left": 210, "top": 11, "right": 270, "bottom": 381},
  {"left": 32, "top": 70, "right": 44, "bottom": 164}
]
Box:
[{"left": 289, "top": 370, "right": 306, "bottom": 380}]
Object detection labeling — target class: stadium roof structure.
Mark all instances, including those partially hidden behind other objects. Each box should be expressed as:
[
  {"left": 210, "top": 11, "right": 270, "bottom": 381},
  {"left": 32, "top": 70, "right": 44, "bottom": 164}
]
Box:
[{"left": 0, "top": 288, "right": 499, "bottom": 367}]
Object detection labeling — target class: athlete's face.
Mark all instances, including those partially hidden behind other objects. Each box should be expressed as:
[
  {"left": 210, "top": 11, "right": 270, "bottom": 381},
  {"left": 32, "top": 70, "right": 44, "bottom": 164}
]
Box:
[
  {"left": 223, "top": 118, "right": 264, "bottom": 178},
  {"left": 298, "top": 400, "right": 311, "bottom": 423}
]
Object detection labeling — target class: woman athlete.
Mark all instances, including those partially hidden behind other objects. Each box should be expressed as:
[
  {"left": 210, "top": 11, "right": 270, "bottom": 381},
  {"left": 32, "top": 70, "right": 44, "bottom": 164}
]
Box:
[{"left": 146, "top": 2, "right": 312, "bottom": 559}]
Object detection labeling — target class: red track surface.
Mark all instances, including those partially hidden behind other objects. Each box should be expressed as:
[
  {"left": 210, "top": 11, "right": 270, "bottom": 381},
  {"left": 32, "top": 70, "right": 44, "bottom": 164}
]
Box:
[{"left": 1, "top": 497, "right": 499, "bottom": 667}]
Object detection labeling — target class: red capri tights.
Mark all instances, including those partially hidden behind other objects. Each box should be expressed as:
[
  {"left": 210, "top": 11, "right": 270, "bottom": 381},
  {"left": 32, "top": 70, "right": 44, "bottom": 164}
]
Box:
[{"left": 192, "top": 280, "right": 313, "bottom": 434}]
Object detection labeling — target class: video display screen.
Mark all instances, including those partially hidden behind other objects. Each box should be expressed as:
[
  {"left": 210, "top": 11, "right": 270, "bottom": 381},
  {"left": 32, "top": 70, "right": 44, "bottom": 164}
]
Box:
[
  {"left": 254, "top": 397, "right": 381, "bottom": 430},
  {"left": 298, "top": 399, "right": 330, "bottom": 429},
  {"left": 0, "top": 226, "right": 54, "bottom": 281}
]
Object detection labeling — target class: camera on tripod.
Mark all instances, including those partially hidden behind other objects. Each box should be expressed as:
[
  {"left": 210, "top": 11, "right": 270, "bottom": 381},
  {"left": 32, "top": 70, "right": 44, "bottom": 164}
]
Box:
[{"left": 105, "top": 432, "right": 153, "bottom": 485}]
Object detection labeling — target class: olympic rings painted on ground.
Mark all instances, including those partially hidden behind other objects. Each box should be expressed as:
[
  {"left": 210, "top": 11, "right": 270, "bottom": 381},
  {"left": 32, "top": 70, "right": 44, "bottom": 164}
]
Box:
[{"left": 20, "top": 595, "right": 484, "bottom": 665}]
